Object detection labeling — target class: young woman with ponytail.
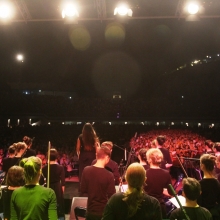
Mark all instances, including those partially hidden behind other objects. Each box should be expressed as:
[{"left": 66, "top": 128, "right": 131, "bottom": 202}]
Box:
[
  {"left": 10, "top": 156, "right": 57, "bottom": 220},
  {"left": 102, "top": 163, "right": 162, "bottom": 220}
]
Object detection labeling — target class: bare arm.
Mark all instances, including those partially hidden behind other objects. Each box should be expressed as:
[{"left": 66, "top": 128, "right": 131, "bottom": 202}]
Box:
[{"left": 76, "top": 138, "right": 81, "bottom": 158}]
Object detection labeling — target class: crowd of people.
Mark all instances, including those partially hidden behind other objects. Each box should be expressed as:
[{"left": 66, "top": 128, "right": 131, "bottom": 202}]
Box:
[{"left": 1, "top": 123, "right": 220, "bottom": 219}]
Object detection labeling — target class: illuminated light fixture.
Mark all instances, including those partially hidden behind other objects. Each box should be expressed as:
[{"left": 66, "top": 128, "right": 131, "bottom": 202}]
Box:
[
  {"left": 0, "top": 2, "right": 13, "bottom": 20},
  {"left": 29, "top": 119, "right": 31, "bottom": 124},
  {"left": 186, "top": 122, "right": 188, "bottom": 126},
  {"left": 125, "top": 122, "right": 127, "bottom": 124},
  {"left": 16, "top": 54, "right": 24, "bottom": 62},
  {"left": 62, "top": 1, "right": 79, "bottom": 24},
  {"left": 62, "top": 122, "right": 64, "bottom": 124},
  {"left": 109, "top": 122, "right": 111, "bottom": 125},
  {"left": 141, "top": 122, "right": 144, "bottom": 125},
  {"left": 185, "top": 2, "right": 200, "bottom": 21},
  {"left": 7, "top": 119, "right": 10, "bottom": 127},
  {"left": 156, "top": 122, "right": 159, "bottom": 126},
  {"left": 187, "top": 3, "right": 199, "bottom": 15},
  {"left": 77, "top": 122, "right": 82, "bottom": 125},
  {"left": 171, "top": 122, "right": 174, "bottom": 125},
  {"left": 114, "top": 2, "right": 132, "bottom": 17},
  {"left": 48, "top": 122, "right": 51, "bottom": 125},
  {"left": 198, "top": 123, "right": 201, "bottom": 127},
  {"left": 92, "top": 122, "right": 95, "bottom": 125},
  {"left": 193, "top": 60, "right": 200, "bottom": 64}
]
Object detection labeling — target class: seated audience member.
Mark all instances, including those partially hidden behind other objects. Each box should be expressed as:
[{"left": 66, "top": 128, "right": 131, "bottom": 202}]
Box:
[
  {"left": 204, "top": 140, "right": 214, "bottom": 154},
  {"left": 102, "top": 163, "right": 162, "bottom": 220},
  {"left": 213, "top": 142, "right": 220, "bottom": 157},
  {"left": 92, "top": 141, "right": 120, "bottom": 185},
  {"left": 0, "top": 148, "right": 4, "bottom": 172},
  {"left": 145, "top": 148, "right": 172, "bottom": 218},
  {"left": 10, "top": 156, "right": 57, "bottom": 220},
  {"left": 138, "top": 148, "right": 149, "bottom": 171},
  {"left": 81, "top": 145, "right": 116, "bottom": 220},
  {"left": 2, "top": 166, "right": 25, "bottom": 220},
  {"left": 197, "top": 154, "right": 220, "bottom": 220},
  {"left": 216, "top": 155, "right": 220, "bottom": 182},
  {"left": 170, "top": 177, "right": 212, "bottom": 220}
]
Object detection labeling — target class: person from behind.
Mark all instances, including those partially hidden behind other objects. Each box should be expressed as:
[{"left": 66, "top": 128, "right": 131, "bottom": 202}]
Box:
[
  {"left": 138, "top": 148, "right": 149, "bottom": 171},
  {"left": 76, "top": 123, "right": 99, "bottom": 183},
  {"left": 22, "top": 136, "right": 36, "bottom": 157},
  {"left": 42, "top": 148, "right": 65, "bottom": 218},
  {"left": 91, "top": 141, "right": 120, "bottom": 185},
  {"left": 155, "top": 135, "right": 173, "bottom": 169},
  {"left": 80, "top": 145, "right": 116, "bottom": 220},
  {"left": 10, "top": 156, "right": 57, "bottom": 220},
  {"left": 145, "top": 148, "right": 172, "bottom": 218},
  {"left": 197, "top": 154, "right": 220, "bottom": 220},
  {"left": 2, "top": 166, "right": 25, "bottom": 220},
  {"left": 170, "top": 177, "right": 212, "bottom": 220},
  {"left": 2, "top": 145, "right": 16, "bottom": 174},
  {"left": 102, "top": 163, "right": 162, "bottom": 220}
]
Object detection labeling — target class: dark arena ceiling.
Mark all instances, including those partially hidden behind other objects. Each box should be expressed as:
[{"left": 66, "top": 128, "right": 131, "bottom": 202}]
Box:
[
  {"left": 7, "top": 0, "right": 220, "bottom": 22},
  {"left": 0, "top": 0, "right": 220, "bottom": 100}
]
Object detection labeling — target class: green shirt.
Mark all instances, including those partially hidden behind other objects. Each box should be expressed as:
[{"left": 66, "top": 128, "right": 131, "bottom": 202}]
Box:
[{"left": 11, "top": 185, "right": 57, "bottom": 220}]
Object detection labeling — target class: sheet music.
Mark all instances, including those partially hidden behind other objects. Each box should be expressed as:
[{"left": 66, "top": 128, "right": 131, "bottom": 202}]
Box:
[{"left": 169, "top": 195, "right": 186, "bottom": 208}]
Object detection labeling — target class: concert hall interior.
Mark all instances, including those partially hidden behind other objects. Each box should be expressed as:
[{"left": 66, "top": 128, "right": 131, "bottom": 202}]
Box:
[{"left": 1, "top": 0, "right": 220, "bottom": 220}]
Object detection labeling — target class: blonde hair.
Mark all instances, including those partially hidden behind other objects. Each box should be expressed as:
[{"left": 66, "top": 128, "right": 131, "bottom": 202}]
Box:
[
  {"left": 19, "top": 156, "right": 42, "bottom": 183},
  {"left": 146, "top": 148, "right": 163, "bottom": 165},
  {"left": 123, "top": 163, "right": 146, "bottom": 217}
]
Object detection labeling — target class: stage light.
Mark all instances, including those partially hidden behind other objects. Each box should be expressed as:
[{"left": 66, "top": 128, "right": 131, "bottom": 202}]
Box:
[
  {"left": 109, "top": 122, "right": 111, "bottom": 125},
  {"left": 114, "top": 2, "right": 132, "bottom": 17},
  {"left": 62, "top": 2, "right": 79, "bottom": 18},
  {"left": 125, "top": 122, "right": 127, "bottom": 124},
  {"left": 187, "top": 3, "right": 199, "bottom": 15},
  {"left": 156, "top": 122, "right": 159, "bottom": 126},
  {"left": 171, "top": 122, "right": 174, "bottom": 125},
  {"left": 16, "top": 54, "right": 24, "bottom": 62},
  {"left": 0, "top": 2, "right": 13, "bottom": 19}
]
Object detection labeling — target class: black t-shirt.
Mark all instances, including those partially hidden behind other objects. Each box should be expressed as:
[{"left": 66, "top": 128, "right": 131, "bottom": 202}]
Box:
[
  {"left": 197, "top": 178, "right": 220, "bottom": 210},
  {"left": 158, "top": 147, "right": 172, "bottom": 169},
  {"left": 170, "top": 206, "right": 212, "bottom": 220}
]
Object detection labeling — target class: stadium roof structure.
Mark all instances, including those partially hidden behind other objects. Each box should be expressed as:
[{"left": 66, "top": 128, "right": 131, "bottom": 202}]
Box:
[{"left": 5, "top": 0, "right": 220, "bottom": 23}]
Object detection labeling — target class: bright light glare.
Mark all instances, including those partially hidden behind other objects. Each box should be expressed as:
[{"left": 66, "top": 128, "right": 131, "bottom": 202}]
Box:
[
  {"left": 114, "top": 4, "right": 132, "bottom": 17},
  {"left": 0, "top": 3, "right": 12, "bottom": 19},
  {"left": 62, "top": 3, "right": 79, "bottom": 18},
  {"left": 16, "top": 54, "right": 24, "bottom": 61},
  {"left": 187, "top": 3, "right": 199, "bottom": 15}
]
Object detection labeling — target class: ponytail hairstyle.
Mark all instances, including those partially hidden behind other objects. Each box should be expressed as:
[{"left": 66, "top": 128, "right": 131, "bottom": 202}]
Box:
[
  {"left": 23, "top": 136, "right": 33, "bottom": 148},
  {"left": 19, "top": 156, "right": 42, "bottom": 183},
  {"left": 123, "top": 163, "right": 146, "bottom": 218},
  {"left": 200, "top": 154, "right": 216, "bottom": 173},
  {"left": 13, "top": 142, "right": 26, "bottom": 154},
  {"left": 146, "top": 148, "right": 163, "bottom": 166}
]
